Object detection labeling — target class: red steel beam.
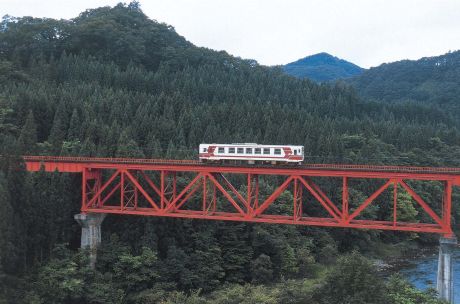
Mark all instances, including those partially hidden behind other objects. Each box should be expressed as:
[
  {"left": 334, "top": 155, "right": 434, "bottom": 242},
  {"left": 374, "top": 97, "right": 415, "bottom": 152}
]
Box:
[
  {"left": 23, "top": 156, "right": 460, "bottom": 180},
  {"left": 23, "top": 156, "right": 460, "bottom": 236}
]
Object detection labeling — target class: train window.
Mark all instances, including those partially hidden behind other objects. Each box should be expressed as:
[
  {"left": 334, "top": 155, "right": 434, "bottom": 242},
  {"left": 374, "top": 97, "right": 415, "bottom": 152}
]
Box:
[
  {"left": 246, "top": 148, "right": 252, "bottom": 154},
  {"left": 229, "top": 147, "right": 235, "bottom": 153},
  {"left": 218, "top": 147, "right": 225, "bottom": 153},
  {"left": 274, "top": 148, "right": 281, "bottom": 155},
  {"left": 263, "top": 148, "right": 270, "bottom": 155},
  {"left": 294, "top": 150, "right": 297, "bottom": 155},
  {"left": 203, "top": 148, "right": 207, "bottom": 152},
  {"left": 255, "top": 148, "right": 261, "bottom": 154},
  {"left": 237, "top": 148, "right": 244, "bottom": 154}
]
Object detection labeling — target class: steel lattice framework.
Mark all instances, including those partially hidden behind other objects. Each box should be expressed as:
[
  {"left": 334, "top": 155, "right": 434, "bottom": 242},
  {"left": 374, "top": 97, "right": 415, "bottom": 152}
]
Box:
[{"left": 24, "top": 156, "right": 460, "bottom": 237}]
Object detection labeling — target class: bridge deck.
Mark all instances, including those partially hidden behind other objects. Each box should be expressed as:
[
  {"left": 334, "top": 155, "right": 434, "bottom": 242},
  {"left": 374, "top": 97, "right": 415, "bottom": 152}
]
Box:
[{"left": 22, "top": 156, "right": 460, "bottom": 183}]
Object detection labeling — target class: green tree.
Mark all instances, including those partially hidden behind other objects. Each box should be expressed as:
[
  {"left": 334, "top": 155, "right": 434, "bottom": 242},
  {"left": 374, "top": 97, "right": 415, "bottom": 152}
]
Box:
[
  {"left": 188, "top": 245, "right": 225, "bottom": 292},
  {"left": 209, "top": 284, "right": 278, "bottom": 304},
  {"left": 314, "top": 252, "right": 388, "bottom": 304},
  {"left": 396, "top": 186, "right": 419, "bottom": 222},
  {"left": 0, "top": 172, "right": 15, "bottom": 276},
  {"left": 251, "top": 254, "right": 274, "bottom": 284},
  {"left": 112, "top": 247, "right": 160, "bottom": 296},
  {"left": 218, "top": 223, "right": 252, "bottom": 283},
  {"left": 116, "top": 129, "right": 145, "bottom": 158},
  {"left": 17, "top": 110, "right": 38, "bottom": 154},
  {"left": 280, "top": 244, "right": 298, "bottom": 277},
  {"left": 387, "top": 275, "right": 445, "bottom": 304},
  {"left": 296, "top": 246, "right": 316, "bottom": 278},
  {"left": 32, "top": 245, "right": 91, "bottom": 304},
  {"left": 48, "top": 101, "right": 68, "bottom": 152},
  {"left": 67, "top": 109, "right": 80, "bottom": 141}
]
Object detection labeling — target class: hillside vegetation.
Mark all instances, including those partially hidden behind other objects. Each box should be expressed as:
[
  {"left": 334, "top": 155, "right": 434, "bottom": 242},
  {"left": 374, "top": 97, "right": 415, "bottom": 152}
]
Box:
[
  {"left": 350, "top": 51, "right": 460, "bottom": 117},
  {"left": 0, "top": 3, "right": 456, "bottom": 303}
]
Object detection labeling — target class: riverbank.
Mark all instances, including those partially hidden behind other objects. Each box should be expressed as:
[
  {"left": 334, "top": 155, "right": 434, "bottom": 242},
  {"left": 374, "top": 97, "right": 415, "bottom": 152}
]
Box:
[
  {"left": 376, "top": 240, "right": 460, "bottom": 303},
  {"left": 376, "top": 244, "right": 439, "bottom": 274}
]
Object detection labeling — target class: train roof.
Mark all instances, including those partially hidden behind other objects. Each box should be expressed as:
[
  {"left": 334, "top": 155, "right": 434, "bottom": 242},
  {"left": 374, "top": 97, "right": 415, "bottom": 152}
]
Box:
[{"left": 200, "top": 143, "right": 304, "bottom": 147}]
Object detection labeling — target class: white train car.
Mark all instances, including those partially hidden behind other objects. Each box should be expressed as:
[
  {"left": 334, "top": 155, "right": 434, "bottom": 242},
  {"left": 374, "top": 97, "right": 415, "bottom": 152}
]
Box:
[{"left": 199, "top": 143, "right": 304, "bottom": 164}]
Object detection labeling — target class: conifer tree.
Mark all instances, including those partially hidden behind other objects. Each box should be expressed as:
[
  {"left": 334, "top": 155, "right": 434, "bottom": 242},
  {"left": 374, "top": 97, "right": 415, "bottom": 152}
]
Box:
[
  {"left": 116, "top": 129, "right": 144, "bottom": 158},
  {"left": 218, "top": 223, "right": 252, "bottom": 283},
  {"left": 145, "top": 133, "right": 163, "bottom": 158},
  {"left": 17, "top": 110, "right": 37, "bottom": 154},
  {"left": 0, "top": 172, "right": 14, "bottom": 272},
  {"left": 48, "top": 101, "right": 68, "bottom": 152},
  {"left": 165, "top": 140, "right": 176, "bottom": 159},
  {"left": 250, "top": 254, "right": 273, "bottom": 284},
  {"left": 67, "top": 109, "right": 80, "bottom": 141}
]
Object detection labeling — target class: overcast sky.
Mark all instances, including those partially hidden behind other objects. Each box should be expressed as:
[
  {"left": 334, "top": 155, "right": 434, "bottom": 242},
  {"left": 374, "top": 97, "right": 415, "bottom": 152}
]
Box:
[{"left": 2, "top": 0, "right": 460, "bottom": 68}]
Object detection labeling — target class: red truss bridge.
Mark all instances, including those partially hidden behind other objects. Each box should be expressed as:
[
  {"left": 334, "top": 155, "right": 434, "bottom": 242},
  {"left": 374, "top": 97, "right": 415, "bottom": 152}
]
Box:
[{"left": 23, "top": 156, "right": 460, "bottom": 237}]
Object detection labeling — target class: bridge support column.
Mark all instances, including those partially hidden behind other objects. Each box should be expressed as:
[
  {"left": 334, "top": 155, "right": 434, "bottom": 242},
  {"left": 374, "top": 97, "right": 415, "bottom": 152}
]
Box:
[
  {"left": 74, "top": 213, "right": 106, "bottom": 269},
  {"left": 437, "top": 236, "right": 457, "bottom": 303}
]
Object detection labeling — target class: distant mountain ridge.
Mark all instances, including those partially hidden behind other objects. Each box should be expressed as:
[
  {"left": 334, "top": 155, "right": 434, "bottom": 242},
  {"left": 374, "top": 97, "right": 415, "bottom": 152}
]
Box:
[{"left": 283, "top": 52, "right": 364, "bottom": 82}]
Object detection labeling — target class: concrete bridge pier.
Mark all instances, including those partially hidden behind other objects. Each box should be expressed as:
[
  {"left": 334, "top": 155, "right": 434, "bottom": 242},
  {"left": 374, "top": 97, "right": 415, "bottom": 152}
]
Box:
[
  {"left": 74, "top": 213, "right": 106, "bottom": 269},
  {"left": 437, "top": 236, "right": 457, "bottom": 303}
]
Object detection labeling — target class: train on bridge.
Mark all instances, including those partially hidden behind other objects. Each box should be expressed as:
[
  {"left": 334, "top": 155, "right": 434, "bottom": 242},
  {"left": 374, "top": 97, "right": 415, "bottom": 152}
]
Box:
[{"left": 199, "top": 143, "right": 304, "bottom": 164}]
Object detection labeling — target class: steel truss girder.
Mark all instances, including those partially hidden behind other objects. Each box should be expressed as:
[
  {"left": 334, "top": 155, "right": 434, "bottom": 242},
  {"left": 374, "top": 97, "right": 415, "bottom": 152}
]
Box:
[
  {"left": 24, "top": 157, "right": 458, "bottom": 236},
  {"left": 77, "top": 168, "right": 454, "bottom": 237}
]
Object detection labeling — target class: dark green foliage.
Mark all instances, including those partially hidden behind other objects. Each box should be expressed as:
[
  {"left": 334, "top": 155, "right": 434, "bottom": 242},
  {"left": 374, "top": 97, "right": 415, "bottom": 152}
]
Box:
[
  {"left": 314, "top": 252, "right": 388, "bottom": 304},
  {"left": 218, "top": 223, "right": 252, "bottom": 283},
  {"left": 250, "top": 254, "right": 274, "bottom": 284},
  {"left": 312, "top": 254, "right": 446, "bottom": 304},
  {"left": 0, "top": 172, "right": 15, "bottom": 276},
  {"left": 116, "top": 129, "right": 145, "bottom": 158},
  {"left": 112, "top": 247, "right": 160, "bottom": 295},
  {"left": 387, "top": 275, "right": 447, "bottom": 304},
  {"left": 31, "top": 246, "right": 91, "bottom": 303},
  {"left": 17, "top": 110, "right": 38, "bottom": 154},
  {"left": 27, "top": 245, "right": 124, "bottom": 304},
  {"left": 350, "top": 51, "right": 460, "bottom": 119}
]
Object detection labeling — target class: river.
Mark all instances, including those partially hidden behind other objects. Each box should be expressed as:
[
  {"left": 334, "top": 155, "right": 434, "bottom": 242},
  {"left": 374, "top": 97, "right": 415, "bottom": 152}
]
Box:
[{"left": 400, "top": 248, "right": 460, "bottom": 303}]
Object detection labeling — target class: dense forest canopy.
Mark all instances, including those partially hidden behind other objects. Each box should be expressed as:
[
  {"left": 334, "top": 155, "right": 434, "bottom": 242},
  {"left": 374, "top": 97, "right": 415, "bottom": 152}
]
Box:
[
  {"left": 350, "top": 51, "right": 460, "bottom": 117},
  {"left": 0, "top": 2, "right": 457, "bottom": 303}
]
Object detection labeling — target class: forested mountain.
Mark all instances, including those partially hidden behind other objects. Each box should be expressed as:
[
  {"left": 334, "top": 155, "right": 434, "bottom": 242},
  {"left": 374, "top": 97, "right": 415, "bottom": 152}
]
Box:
[
  {"left": 283, "top": 52, "right": 364, "bottom": 82},
  {"left": 350, "top": 51, "right": 460, "bottom": 116},
  {"left": 0, "top": 2, "right": 456, "bottom": 303}
]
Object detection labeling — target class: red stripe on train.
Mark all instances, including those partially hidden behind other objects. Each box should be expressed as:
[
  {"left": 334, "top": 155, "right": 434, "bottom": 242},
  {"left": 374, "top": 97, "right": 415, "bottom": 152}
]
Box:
[{"left": 199, "top": 154, "right": 303, "bottom": 160}]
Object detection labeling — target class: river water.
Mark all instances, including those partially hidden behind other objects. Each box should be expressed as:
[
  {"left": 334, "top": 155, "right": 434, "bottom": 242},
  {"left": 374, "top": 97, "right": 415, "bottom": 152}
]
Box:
[{"left": 400, "top": 248, "right": 460, "bottom": 303}]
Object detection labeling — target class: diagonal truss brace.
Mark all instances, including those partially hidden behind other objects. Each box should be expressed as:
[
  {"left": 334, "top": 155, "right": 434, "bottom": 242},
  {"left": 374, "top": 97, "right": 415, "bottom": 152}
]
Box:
[{"left": 75, "top": 164, "right": 455, "bottom": 236}]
